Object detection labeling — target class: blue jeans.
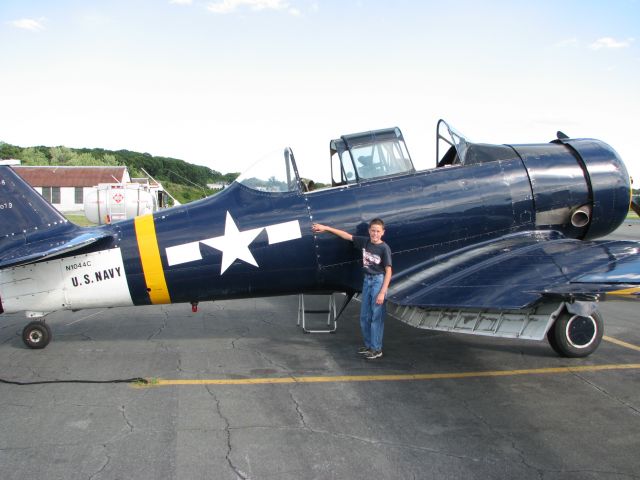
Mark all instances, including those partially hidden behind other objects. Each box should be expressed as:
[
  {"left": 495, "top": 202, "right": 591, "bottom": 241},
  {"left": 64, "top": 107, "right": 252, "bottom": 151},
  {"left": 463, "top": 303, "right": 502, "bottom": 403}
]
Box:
[{"left": 360, "top": 274, "right": 385, "bottom": 352}]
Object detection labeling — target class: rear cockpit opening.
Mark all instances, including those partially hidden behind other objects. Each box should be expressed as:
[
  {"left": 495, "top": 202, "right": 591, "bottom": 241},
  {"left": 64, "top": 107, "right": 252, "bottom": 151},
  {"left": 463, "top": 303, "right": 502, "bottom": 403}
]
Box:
[
  {"left": 436, "top": 119, "right": 519, "bottom": 168},
  {"left": 436, "top": 119, "right": 470, "bottom": 167}
]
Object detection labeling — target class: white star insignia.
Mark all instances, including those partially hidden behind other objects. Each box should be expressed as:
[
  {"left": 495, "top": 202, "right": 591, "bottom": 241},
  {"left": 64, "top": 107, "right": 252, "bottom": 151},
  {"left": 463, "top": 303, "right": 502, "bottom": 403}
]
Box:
[
  {"left": 201, "top": 212, "right": 263, "bottom": 274},
  {"left": 164, "top": 212, "right": 302, "bottom": 275}
]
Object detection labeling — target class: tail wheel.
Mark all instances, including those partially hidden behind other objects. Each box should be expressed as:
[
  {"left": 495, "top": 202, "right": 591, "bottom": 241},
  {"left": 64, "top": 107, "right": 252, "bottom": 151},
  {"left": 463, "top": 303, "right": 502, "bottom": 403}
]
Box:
[
  {"left": 547, "top": 310, "right": 603, "bottom": 358},
  {"left": 22, "top": 321, "right": 52, "bottom": 349}
]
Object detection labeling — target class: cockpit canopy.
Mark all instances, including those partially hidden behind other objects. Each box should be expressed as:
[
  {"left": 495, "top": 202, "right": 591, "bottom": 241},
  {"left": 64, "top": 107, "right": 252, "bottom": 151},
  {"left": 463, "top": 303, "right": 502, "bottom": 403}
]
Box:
[
  {"left": 235, "top": 121, "right": 519, "bottom": 194},
  {"left": 330, "top": 127, "right": 415, "bottom": 186},
  {"left": 236, "top": 127, "right": 417, "bottom": 193}
]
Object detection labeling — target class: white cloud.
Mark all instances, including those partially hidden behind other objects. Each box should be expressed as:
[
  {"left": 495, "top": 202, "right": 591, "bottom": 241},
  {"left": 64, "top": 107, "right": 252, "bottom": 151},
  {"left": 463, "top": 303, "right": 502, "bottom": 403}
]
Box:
[
  {"left": 9, "top": 18, "right": 45, "bottom": 31},
  {"left": 589, "top": 37, "right": 634, "bottom": 50},
  {"left": 169, "top": 0, "right": 193, "bottom": 5},
  {"left": 207, "top": 0, "right": 291, "bottom": 14}
]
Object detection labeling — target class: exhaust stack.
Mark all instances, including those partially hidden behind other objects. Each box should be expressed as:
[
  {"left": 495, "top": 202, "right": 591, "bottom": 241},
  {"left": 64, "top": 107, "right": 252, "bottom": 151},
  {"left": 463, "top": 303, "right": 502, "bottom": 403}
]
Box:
[{"left": 571, "top": 205, "right": 592, "bottom": 228}]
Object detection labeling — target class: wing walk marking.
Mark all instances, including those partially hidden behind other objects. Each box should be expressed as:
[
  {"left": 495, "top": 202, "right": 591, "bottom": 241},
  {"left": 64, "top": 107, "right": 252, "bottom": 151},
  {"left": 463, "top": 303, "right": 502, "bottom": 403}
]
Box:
[
  {"left": 603, "top": 336, "right": 640, "bottom": 352},
  {"left": 136, "top": 363, "right": 640, "bottom": 387},
  {"left": 134, "top": 215, "right": 171, "bottom": 304}
]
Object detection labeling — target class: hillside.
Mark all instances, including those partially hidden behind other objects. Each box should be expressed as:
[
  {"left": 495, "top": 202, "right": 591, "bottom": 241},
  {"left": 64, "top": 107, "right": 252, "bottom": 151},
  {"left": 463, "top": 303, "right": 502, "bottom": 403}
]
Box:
[{"left": 0, "top": 142, "right": 239, "bottom": 204}]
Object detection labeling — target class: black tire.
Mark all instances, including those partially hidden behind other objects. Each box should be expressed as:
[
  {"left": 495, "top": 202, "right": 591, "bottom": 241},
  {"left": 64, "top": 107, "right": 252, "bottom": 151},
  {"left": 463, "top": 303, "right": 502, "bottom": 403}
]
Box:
[
  {"left": 548, "top": 310, "right": 603, "bottom": 358},
  {"left": 22, "top": 321, "right": 52, "bottom": 349},
  {"left": 546, "top": 323, "right": 563, "bottom": 356}
]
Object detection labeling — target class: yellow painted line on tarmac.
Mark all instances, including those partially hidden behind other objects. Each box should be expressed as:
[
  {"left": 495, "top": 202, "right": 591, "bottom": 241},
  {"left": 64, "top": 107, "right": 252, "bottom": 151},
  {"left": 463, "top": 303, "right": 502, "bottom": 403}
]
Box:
[
  {"left": 139, "top": 363, "right": 640, "bottom": 388},
  {"left": 603, "top": 335, "right": 640, "bottom": 352},
  {"left": 608, "top": 286, "right": 640, "bottom": 297}
]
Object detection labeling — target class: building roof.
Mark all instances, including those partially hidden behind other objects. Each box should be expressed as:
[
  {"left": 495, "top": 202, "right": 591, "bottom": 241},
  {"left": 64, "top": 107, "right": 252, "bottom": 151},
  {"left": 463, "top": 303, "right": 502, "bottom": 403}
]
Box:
[
  {"left": 12, "top": 166, "right": 128, "bottom": 187},
  {"left": 0, "top": 159, "right": 21, "bottom": 166}
]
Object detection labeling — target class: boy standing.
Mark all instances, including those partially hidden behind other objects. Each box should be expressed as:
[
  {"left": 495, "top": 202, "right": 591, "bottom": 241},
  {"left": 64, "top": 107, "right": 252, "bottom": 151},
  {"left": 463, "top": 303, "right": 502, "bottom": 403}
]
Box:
[{"left": 312, "top": 219, "right": 392, "bottom": 359}]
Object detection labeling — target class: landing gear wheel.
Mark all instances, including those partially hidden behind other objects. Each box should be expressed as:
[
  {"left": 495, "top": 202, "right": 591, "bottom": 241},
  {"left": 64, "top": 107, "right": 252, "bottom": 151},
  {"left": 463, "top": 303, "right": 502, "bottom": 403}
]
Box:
[
  {"left": 547, "top": 310, "right": 603, "bottom": 358},
  {"left": 22, "top": 321, "right": 52, "bottom": 349},
  {"left": 546, "top": 323, "right": 562, "bottom": 356}
]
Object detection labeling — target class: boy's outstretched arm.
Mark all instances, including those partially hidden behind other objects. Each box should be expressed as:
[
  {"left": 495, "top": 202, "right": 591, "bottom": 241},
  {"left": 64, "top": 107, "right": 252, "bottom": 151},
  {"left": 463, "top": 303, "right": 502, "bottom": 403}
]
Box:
[{"left": 312, "top": 223, "right": 353, "bottom": 242}]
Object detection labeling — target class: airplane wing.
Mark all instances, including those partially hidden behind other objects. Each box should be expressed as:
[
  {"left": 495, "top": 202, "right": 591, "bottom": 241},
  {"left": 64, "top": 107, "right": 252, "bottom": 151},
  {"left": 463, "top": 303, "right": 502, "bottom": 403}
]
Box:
[
  {"left": 388, "top": 231, "right": 640, "bottom": 310},
  {"left": 0, "top": 229, "right": 112, "bottom": 269}
]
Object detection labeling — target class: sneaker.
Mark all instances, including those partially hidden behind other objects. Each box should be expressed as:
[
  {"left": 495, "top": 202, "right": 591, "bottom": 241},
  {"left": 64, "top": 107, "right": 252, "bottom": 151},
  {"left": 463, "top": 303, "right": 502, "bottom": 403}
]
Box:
[
  {"left": 357, "top": 346, "right": 371, "bottom": 355},
  {"left": 364, "top": 350, "right": 383, "bottom": 359}
]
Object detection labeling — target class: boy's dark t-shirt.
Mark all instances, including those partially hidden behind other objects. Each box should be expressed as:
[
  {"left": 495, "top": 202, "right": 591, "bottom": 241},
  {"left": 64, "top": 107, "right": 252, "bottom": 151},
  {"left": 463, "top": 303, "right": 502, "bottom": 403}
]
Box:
[{"left": 352, "top": 236, "right": 392, "bottom": 275}]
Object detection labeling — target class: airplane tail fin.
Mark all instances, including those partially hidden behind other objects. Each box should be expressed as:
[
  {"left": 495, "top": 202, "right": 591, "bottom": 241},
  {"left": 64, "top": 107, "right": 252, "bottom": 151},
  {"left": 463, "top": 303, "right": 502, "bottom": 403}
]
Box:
[
  {"left": 0, "top": 166, "right": 111, "bottom": 269},
  {"left": 0, "top": 165, "right": 69, "bottom": 237}
]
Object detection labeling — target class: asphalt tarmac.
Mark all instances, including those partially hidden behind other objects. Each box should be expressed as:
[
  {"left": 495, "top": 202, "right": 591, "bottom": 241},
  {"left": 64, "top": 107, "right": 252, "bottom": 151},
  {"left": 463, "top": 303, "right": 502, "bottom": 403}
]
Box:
[{"left": 1, "top": 223, "right": 640, "bottom": 480}]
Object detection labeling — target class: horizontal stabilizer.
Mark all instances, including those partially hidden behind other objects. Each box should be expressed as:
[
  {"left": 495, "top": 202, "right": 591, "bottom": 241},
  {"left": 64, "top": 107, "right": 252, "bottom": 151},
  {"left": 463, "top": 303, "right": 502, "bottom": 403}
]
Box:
[
  {"left": 0, "top": 230, "right": 112, "bottom": 269},
  {"left": 388, "top": 231, "right": 640, "bottom": 310}
]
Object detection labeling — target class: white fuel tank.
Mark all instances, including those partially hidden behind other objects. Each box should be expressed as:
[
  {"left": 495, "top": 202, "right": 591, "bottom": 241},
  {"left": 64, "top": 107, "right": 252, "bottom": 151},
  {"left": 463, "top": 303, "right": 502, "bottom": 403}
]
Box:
[{"left": 84, "top": 183, "right": 156, "bottom": 224}]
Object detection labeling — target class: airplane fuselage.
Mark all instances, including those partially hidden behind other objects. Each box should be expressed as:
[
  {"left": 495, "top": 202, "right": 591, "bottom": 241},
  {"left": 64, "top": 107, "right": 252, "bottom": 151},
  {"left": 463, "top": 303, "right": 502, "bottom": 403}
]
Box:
[{"left": 0, "top": 136, "right": 629, "bottom": 317}]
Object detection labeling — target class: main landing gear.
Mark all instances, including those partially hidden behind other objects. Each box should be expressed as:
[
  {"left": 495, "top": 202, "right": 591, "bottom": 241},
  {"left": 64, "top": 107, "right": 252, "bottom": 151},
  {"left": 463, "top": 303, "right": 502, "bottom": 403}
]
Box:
[
  {"left": 390, "top": 300, "right": 605, "bottom": 358},
  {"left": 22, "top": 321, "right": 52, "bottom": 349},
  {"left": 547, "top": 309, "right": 603, "bottom": 358}
]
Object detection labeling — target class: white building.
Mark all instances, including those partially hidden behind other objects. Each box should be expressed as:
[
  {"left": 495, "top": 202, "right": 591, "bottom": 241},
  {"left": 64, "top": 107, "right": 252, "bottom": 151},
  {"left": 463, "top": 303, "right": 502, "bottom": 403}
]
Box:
[{"left": 12, "top": 166, "right": 130, "bottom": 213}]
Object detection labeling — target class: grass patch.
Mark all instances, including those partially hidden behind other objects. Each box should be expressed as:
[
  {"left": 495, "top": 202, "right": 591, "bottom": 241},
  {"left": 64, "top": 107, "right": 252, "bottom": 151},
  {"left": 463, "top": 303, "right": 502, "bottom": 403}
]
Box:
[
  {"left": 64, "top": 213, "right": 97, "bottom": 226},
  {"left": 132, "top": 377, "right": 158, "bottom": 387}
]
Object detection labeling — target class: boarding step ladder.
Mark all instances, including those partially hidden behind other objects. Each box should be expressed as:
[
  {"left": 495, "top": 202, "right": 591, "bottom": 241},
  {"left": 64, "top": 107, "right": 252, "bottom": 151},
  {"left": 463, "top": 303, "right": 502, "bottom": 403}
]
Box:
[{"left": 297, "top": 293, "right": 338, "bottom": 333}]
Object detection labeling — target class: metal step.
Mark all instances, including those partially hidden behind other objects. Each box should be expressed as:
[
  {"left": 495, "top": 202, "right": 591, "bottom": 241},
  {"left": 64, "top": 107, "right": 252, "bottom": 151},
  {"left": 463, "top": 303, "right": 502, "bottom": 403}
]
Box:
[
  {"left": 297, "top": 294, "right": 337, "bottom": 333},
  {"left": 387, "top": 302, "right": 562, "bottom": 341}
]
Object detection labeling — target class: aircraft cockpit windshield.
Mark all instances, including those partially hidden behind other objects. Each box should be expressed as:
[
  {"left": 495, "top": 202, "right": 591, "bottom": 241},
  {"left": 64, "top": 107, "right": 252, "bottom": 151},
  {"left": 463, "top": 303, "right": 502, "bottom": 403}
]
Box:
[
  {"left": 331, "top": 127, "right": 415, "bottom": 186},
  {"left": 436, "top": 119, "right": 472, "bottom": 168},
  {"left": 236, "top": 147, "right": 301, "bottom": 193}
]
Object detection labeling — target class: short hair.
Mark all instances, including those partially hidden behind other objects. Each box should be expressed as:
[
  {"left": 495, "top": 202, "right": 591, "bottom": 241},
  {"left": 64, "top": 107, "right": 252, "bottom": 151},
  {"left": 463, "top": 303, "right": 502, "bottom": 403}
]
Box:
[{"left": 369, "top": 218, "right": 385, "bottom": 229}]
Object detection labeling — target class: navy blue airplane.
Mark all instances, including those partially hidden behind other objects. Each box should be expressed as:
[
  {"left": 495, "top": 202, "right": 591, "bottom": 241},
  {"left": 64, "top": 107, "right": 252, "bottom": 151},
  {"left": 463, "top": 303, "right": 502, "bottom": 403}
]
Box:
[{"left": 1, "top": 120, "right": 639, "bottom": 356}]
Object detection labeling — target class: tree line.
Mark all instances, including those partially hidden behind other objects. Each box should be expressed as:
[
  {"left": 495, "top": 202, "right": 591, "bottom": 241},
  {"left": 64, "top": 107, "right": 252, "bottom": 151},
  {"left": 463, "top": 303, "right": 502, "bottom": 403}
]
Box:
[{"left": 0, "top": 142, "right": 240, "bottom": 204}]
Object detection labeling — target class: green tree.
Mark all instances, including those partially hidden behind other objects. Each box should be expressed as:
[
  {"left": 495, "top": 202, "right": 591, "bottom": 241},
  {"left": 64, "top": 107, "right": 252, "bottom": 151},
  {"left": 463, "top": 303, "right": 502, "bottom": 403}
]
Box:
[
  {"left": 20, "top": 147, "right": 49, "bottom": 165},
  {"left": 0, "top": 141, "right": 22, "bottom": 159},
  {"left": 0, "top": 140, "right": 235, "bottom": 203},
  {"left": 101, "top": 153, "right": 119, "bottom": 166},
  {"left": 50, "top": 146, "right": 76, "bottom": 164},
  {"left": 222, "top": 172, "right": 240, "bottom": 183}
]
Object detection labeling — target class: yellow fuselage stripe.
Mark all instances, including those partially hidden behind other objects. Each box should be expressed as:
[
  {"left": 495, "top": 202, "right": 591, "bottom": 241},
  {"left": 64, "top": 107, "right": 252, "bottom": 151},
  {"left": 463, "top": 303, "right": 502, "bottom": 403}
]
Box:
[
  {"left": 140, "top": 363, "right": 640, "bottom": 387},
  {"left": 134, "top": 215, "right": 171, "bottom": 304}
]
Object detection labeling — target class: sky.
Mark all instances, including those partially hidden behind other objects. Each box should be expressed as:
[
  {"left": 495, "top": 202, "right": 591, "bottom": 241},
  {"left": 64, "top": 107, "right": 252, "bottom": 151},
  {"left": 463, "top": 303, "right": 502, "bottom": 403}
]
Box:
[{"left": 1, "top": 0, "right": 639, "bottom": 184}]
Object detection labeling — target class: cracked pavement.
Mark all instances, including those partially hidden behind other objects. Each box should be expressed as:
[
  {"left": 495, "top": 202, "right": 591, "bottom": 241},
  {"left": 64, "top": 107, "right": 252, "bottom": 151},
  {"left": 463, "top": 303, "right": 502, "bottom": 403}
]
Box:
[{"left": 1, "top": 226, "right": 640, "bottom": 479}]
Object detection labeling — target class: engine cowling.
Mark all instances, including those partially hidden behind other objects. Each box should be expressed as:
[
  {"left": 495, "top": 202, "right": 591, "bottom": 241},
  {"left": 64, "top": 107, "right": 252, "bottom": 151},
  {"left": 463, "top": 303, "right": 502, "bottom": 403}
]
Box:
[{"left": 512, "top": 138, "right": 630, "bottom": 240}]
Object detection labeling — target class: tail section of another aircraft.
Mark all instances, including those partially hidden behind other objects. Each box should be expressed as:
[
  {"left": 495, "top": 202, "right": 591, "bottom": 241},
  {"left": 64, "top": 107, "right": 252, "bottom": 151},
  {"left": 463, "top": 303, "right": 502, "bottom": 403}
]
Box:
[
  {"left": 0, "top": 166, "right": 111, "bottom": 269},
  {"left": 0, "top": 165, "right": 68, "bottom": 237},
  {"left": 0, "top": 166, "right": 125, "bottom": 347}
]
